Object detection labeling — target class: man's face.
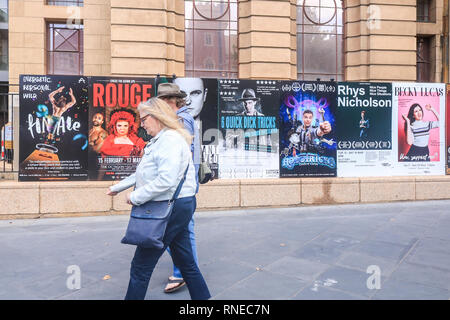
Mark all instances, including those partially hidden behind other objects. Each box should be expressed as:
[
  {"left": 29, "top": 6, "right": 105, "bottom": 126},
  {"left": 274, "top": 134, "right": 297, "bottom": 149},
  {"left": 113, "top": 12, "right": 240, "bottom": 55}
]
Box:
[
  {"left": 174, "top": 78, "right": 206, "bottom": 118},
  {"left": 160, "top": 96, "right": 177, "bottom": 109},
  {"left": 244, "top": 100, "right": 256, "bottom": 114},
  {"left": 303, "top": 113, "right": 313, "bottom": 127},
  {"left": 92, "top": 113, "right": 104, "bottom": 127}
]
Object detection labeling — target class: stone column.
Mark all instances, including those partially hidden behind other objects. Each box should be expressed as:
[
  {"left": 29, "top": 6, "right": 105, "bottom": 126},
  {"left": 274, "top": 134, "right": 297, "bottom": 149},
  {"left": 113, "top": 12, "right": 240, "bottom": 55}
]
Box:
[
  {"left": 416, "top": 0, "right": 445, "bottom": 82},
  {"left": 238, "top": 0, "right": 297, "bottom": 79},
  {"left": 110, "top": 0, "right": 185, "bottom": 77},
  {"left": 8, "top": 0, "right": 88, "bottom": 170},
  {"left": 345, "top": 0, "right": 416, "bottom": 81},
  {"left": 84, "top": 0, "right": 112, "bottom": 76}
]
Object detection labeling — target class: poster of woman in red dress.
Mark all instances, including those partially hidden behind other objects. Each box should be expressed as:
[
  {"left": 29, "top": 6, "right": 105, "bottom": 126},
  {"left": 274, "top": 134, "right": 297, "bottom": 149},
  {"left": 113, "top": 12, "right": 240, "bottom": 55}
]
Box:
[
  {"left": 100, "top": 110, "right": 146, "bottom": 158},
  {"left": 88, "top": 77, "right": 154, "bottom": 180}
]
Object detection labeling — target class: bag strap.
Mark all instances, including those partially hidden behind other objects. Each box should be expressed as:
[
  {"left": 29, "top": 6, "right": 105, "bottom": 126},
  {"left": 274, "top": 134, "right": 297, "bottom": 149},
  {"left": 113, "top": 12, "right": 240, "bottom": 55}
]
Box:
[{"left": 170, "top": 163, "right": 190, "bottom": 202}]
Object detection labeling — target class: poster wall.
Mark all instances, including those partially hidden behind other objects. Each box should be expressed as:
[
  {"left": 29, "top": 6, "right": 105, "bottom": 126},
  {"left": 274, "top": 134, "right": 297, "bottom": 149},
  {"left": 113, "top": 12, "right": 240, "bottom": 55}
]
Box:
[
  {"left": 392, "top": 83, "right": 446, "bottom": 175},
  {"left": 166, "top": 78, "right": 220, "bottom": 179},
  {"left": 336, "top": 82, "right": 394, "bottom": 177},
  {"left": 88, "top": 77, "right": 154, "bottom": 181},
  {"left": 19, "top": 75, "right": 89, "bottom": 181},
  {"left": 218, "top": 79, "right": 280, "bottom": 179},
  {"left": 18, "top": 75, "right": 450, "bottom": 181},
  {"left": 279, "top": 81, "right": 337, "bottom": 177},
  {"left": 447, "top": 85, "right": 450, "bottom": 175}
]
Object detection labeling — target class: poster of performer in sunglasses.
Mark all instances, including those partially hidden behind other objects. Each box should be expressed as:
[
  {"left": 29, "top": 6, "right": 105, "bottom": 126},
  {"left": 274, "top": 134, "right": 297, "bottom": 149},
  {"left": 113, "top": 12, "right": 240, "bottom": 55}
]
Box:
[
  {"left": 336, "top": 82, "right": 394, "bottom": 177},
  {"left": 279, "top": 81, "right": 337, "bottom": 177},
  {"left": 393, "top": 82, "right": 446, "bottom": 175},
  {"left": 218, "top": 79, "right": 280, "bottom": 179},
  {"left": 19, "top": 75, "right": 89, "bottom": 181},
  {"left": 88, "top": 77, "right": 154, "bottom": 180}
]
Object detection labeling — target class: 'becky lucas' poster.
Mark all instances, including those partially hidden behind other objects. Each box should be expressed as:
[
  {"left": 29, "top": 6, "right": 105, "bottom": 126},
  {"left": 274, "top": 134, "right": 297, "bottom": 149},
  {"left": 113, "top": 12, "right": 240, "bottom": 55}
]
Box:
[
  {"left": 393, "top": 83, "right": 446, "bottom": 175},
  {"left": 19, "top": 75, "right": 89, "bottom": 181},
  {"left": 279, "top": 81, "right": 337, "bottom": 177},
  {"left": 336, "top": 82, "right": 394, "bottom": 177},
  {"left": 88, "top": 77, "right": 154, "bottom": 181},
  {"left": 218, "top": 79, "right": 280, "bottom": 179},
  {"left": 447, "top": 85, "right": 450, "bottom": 175}
]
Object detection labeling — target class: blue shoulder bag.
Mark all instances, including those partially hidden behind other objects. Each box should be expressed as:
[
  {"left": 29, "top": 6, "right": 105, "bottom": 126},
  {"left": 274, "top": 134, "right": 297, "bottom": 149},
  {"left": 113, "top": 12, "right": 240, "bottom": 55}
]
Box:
[{"left": 121, "top": 164, "right": 189, "bottom": 249}]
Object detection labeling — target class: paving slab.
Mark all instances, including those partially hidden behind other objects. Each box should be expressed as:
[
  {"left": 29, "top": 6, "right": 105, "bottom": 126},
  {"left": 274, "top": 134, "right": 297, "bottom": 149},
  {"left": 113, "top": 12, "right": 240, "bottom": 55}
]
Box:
[
  {"left": 372, "top": 279, "right": 450, "bottom": 300},
  {"left": 1, "top": 200, "right": 450, "bottom": 300}
]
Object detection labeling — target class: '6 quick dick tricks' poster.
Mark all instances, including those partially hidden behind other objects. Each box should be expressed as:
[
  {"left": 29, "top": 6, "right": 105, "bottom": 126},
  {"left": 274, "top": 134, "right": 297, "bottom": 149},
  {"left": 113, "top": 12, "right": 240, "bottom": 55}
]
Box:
[
  {"left": 218, "top": 79, "right": 280, "bottom": 179},
  {"left": 279, "top": 81, "right": 337, "bottom": 177}
]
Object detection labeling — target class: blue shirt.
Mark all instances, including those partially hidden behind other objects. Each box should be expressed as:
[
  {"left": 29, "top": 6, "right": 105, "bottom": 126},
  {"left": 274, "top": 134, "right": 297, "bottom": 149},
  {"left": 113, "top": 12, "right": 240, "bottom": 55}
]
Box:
[{"left": 177, "top": 106, "right": 200, "bottom": 191}]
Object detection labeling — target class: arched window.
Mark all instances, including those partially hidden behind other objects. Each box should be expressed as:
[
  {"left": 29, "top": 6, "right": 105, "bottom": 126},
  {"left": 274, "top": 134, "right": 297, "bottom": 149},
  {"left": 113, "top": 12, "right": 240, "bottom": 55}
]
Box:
[
  {"left": 204, "top": 57, "right": 215, "bottom": 70},
  {"left": 296, "top": 0, "right": 344, "bottom": 81},
  {"left": 185, "top": 0, "right": 238, "bottom": 78}
]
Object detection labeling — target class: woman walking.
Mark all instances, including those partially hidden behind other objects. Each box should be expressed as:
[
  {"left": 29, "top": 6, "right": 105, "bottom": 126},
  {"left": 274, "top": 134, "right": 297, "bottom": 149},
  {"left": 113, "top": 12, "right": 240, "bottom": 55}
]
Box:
[{"left": 107, "top": 97, "right": 210, "bottom": 300}]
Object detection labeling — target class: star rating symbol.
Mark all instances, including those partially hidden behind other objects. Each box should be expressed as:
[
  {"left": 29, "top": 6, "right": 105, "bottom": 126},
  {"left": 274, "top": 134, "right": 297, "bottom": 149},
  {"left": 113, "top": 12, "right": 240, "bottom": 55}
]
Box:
[{"left": 220, "top": 91, "right": 235, "bottom": 96}]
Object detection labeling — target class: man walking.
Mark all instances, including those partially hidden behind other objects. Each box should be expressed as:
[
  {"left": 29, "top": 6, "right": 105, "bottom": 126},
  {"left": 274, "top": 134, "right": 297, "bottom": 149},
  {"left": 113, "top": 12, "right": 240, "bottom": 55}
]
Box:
[{"left": 156, "top": 83, "right": 201, "bottom": 293}]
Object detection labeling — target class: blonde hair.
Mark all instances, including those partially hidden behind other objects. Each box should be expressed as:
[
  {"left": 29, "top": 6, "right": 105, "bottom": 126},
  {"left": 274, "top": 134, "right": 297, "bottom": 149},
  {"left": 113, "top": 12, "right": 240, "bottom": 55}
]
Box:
[{"left": 138, "top": 97, "right": 192, "bottom": 145}]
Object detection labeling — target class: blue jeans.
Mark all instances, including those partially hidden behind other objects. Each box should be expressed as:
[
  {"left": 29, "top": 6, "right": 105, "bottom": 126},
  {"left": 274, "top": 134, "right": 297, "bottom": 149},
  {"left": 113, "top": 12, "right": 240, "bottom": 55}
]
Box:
[
  {"left": 124, "top": 196, "right": 210, "bottom": 300},
  {"left": 167, "top": 204, "right": 198, "bottom": 279}
]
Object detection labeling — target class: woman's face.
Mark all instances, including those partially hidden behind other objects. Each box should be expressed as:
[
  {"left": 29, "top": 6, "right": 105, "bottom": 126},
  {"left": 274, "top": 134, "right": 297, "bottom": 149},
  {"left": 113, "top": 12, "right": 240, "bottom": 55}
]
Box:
[
  {"left": 141, "top": 114, "right": 161, "bottom": 137},
  {"left": 116, "top": 120, "right": 129, "bottom": 137},
  {"left": 413, "top": 106, "right": 423, "bottom": 121}
]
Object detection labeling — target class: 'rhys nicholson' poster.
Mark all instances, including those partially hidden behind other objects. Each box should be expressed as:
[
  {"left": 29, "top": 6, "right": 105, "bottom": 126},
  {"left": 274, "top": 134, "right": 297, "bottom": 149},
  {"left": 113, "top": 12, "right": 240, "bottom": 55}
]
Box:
[
  {"left": 19, "top": 75, "right": 89, "bottom": 181},
  {"left": 336, "top": 82, "right": 394, "bottom": 177},
  {"left": 392, "top": 83, "right": 446, "bottom": 175},
  {"left": 88, "top": 77, "right": 154, "bottom": 181}
]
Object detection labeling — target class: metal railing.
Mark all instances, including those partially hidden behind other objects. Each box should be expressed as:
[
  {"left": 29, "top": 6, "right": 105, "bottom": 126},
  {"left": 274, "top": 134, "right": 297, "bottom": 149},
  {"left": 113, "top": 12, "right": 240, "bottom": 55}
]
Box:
[
  {"left": 0, "top": 84, "right": 17, "bottom": 174},
  {"left": 46, "top": 0, "right": 84, "bottom": 7}
]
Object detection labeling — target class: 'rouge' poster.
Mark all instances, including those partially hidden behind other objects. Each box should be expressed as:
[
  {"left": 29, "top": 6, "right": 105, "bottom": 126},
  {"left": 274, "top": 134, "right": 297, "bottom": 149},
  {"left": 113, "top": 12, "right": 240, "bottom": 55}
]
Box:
[{"left": 88, "top": 77, "right": 154, "bottom": 181}]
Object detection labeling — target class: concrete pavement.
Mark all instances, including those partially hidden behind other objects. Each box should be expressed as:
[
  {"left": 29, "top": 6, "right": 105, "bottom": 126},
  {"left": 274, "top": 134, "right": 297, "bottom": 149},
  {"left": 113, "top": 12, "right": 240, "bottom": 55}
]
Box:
[{"left": 1, "top": 200, "right": 450, "bottom": 300}]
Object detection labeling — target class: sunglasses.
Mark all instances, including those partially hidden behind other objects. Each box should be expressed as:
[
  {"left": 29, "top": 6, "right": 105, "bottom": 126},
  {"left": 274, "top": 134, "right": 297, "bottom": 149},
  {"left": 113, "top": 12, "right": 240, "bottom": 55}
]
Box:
[{"left": 140, "top": 114, "right": 151, "bottom": 122}]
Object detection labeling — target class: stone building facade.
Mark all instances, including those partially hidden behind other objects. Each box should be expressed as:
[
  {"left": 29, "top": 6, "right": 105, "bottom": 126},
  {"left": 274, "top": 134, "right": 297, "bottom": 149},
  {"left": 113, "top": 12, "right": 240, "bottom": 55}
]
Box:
[
  {"left": 3, "top": 0, "right": 450, "bottom": 217},
  {"left": 8, "top": 0, "right": 449, "bottom": 86}
]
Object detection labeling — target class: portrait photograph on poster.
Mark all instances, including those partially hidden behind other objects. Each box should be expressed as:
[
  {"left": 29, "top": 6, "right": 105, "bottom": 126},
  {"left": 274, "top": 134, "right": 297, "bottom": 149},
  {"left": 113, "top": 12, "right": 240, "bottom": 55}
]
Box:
[
  {"left": 19, "top": 75, "right": 89, "bottom": 181},
  {"left": 279, "top": 81, "right": 337, "bottom": 178},
  {"left": 218, "top": 79, "right": 280, "bottom": 179},
  {"left": 88, "top": 77, "right": 154, "bottom": 181},
  {"left": 336, "top": 82, "right": 394, "bottom": 177},
  {"left": 393, "top": 82, "right": 446, "bottom": 175},
  {"left": 165, "top": 77, "right": 220, "bottom": 179}
]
